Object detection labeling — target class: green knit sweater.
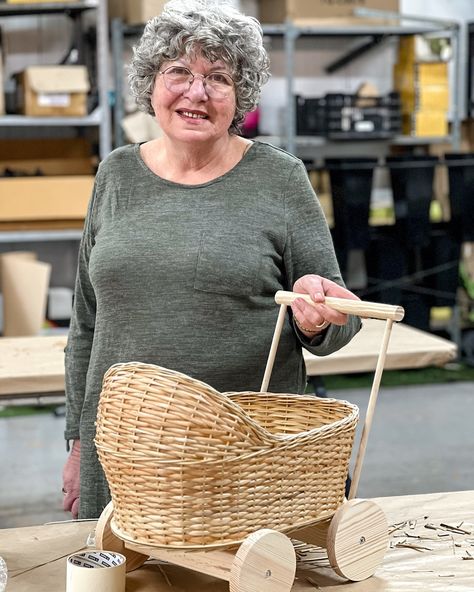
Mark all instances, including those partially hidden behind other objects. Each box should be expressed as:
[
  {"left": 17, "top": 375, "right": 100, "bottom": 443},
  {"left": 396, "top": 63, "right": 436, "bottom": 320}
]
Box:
[{"left": 65, "top": 140, "right": 361, "bottom": 518}]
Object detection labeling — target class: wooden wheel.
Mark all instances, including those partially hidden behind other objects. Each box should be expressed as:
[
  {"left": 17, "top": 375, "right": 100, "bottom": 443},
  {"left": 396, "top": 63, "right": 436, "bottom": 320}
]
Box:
[
  {"left": 326, "top": 499, "right": 388, "bottom": 581},
  {"left": 230, "top": 529, "right": 296, "bottom": 592},
  {"left": 95, "top": 501, "right": 149, "bottom": 572}
]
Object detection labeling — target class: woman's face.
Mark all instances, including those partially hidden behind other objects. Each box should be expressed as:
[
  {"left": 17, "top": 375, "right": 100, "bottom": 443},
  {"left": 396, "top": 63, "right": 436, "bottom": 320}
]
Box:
[{"left": 151, "top": 54, "right": 237, "bottom": 145}]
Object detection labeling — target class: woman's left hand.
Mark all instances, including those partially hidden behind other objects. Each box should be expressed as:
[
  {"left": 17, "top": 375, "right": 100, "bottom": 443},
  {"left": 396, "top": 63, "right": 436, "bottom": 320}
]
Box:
[{"left": 291, "top": 274, "right": 360, "bottom": 338}]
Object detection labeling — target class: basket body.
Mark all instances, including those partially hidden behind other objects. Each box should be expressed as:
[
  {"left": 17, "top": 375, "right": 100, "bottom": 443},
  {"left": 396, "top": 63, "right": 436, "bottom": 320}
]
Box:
[{"left": 95, "top": 362, "right": 358, "bottom": 549}]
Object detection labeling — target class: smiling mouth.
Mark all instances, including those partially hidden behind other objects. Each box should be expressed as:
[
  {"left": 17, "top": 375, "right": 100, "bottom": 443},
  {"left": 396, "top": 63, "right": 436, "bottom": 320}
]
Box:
[{"left": 177, "top": 109, "right": 209, "bottom": 120}]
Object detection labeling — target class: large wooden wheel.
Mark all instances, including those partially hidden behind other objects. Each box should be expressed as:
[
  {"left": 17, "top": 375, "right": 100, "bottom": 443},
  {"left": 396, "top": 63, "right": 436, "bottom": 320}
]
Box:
[
  {"left": 326, "top": 499, "right": 388, "bottom": 581},
  {"left": 230, "top": 528, "right": 296, "bottom": 592},
  {"left": 95, "top": 501, "right": 149, "bottom": 572}
]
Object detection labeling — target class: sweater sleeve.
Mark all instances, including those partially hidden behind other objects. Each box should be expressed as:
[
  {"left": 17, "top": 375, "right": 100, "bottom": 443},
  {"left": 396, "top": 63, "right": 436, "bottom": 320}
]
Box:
[
  {"left": 64, "top": 178, "right": 99, "bottom": 441},
  {"left": 283, "top": 160, "right": 361, "bottom": 356}
]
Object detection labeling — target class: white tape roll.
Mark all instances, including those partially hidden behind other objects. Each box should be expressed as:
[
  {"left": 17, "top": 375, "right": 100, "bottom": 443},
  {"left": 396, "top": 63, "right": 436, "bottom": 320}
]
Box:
[{"left": 66, "top": 550, "right": 126, "bottom": 592}]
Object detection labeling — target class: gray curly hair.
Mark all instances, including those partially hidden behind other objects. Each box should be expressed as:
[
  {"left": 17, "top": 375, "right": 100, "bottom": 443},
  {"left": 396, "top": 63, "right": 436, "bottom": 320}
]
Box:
[{"left": 128, "top": 0, "right": 270, "bottom": 134}]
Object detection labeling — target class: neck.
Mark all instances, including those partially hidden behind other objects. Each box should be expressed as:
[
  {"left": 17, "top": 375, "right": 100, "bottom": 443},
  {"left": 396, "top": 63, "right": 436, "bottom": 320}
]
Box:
[
  {"left": 163, "top": 134, "right": 233, "bottom": 176},
  {"left": 148, "top": 134, "right": 251, "bottom": 184}
]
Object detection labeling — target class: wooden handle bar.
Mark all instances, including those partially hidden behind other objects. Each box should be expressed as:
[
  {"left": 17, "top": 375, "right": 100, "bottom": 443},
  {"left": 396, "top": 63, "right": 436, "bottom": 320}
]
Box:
[{"left": 275, "top": 290, "right": 404, "bottom": 322}]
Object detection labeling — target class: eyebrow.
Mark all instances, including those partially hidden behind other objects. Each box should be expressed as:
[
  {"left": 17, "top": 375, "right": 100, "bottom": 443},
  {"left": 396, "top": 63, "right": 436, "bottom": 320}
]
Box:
[{"left": 173, "top": 59, "right": 229, "bottom": 72}]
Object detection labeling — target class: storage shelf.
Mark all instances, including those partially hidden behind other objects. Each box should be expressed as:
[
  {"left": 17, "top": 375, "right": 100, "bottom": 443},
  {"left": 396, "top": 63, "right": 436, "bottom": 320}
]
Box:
[
  {"left": 0, "top": 107, "right": 102, "bottom": 127},
  {"left": 262, "top": 22, "right": 447, "bottom": 37},
  {"left": 257, "top": 135, "right": 452, "bottom": 148},
  {"left": 0, "top": 1, "right": 97, "bottom": 17},
  {"left": 0, "top": 230, "right": 83, "bottom": 243}
]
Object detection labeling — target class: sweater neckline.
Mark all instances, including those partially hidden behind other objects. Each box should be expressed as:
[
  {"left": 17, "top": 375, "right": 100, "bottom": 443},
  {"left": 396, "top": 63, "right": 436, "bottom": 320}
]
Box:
[{"left": 133, "top": 140, "right": 257, "bottom": 188}]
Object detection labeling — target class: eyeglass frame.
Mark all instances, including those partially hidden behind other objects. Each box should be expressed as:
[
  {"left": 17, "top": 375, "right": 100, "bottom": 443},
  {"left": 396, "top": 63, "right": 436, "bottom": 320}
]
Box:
[{"left": 157, "top": 65, "right": 235, "bottom": 98}]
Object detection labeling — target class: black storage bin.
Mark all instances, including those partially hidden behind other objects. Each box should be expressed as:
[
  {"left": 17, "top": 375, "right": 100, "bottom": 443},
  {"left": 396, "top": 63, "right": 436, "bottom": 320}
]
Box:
[
  {"left": 400, "top": 293, "right": 432, "bottom": 333},
  {"left": 325, "top": 157, "right": 378, "bottom": 273},
  {"left": 421, "top": 224, "right": 461, "bottom": 308},
  {"left": 444, "top": 153, "right": 474, "bottom": 242},
  {"left": 325, "top": 92, "right": 401, "bottom": 140},
  {"left": 295, "top": 95, "right": 327, "bottom": 136},
  {"left": 365, "top": 226, "right": 407, "bottom": 305},
  {"left": 386, "top": 155, "right": 438, "bottom": 248}
]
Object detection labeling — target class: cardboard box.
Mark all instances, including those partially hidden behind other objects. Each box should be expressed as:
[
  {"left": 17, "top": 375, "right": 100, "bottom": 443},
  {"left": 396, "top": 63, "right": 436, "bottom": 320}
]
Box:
[
  {"left": 6, "top": 0, "right": 74, "bottom": 3},
  {"left": 0, "top": 31, "right": 4, "bottom": 116},
  {"left": 394, "top": 62, "right": 449, "bottom": 88},
  {"left": 18, "top": 65, "right": 90, "bottom": 117},
  {"left": 400, "top": 85, "right": 449, "bottom": 111},
  {"left": 0, "top": 138, "right": 96, "bottom": 176},
  {"left": 258, "top": 0, "right": 399, "bottom": 23},
  {"left": 125, "top": 0, "right": 167, "bottom": 25},
  {"left": 0, "top": 176, "right": 94, "bottom": 222},
  {"left": 402, "top": 111, "right": 448, "bottom": 137},
  {"left": 108, "top": 0, "right": 127, "bottom": 21}
]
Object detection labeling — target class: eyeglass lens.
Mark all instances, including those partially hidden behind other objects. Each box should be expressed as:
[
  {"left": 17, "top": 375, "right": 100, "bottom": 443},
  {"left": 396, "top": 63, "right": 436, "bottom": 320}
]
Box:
[{"left": 161, "top": 66, "right": 233, "bottom": 98}]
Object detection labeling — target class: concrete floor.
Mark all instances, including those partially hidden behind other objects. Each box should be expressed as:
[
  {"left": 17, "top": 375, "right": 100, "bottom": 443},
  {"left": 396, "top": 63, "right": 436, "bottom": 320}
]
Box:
[{"left": 0, "top": 381, "right": 473, "bottom": 529}]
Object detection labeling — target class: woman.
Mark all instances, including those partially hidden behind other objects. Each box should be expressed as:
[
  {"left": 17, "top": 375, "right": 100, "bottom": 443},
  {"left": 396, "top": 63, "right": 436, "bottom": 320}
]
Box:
[{"left": 62, "top": 0, "right": 361, "bottom": 520}]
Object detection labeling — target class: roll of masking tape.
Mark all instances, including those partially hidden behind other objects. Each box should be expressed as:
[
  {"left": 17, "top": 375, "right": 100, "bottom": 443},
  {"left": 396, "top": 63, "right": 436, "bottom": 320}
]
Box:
[{"left": 66, "top": 550, "right": 126, "bottom": 592}]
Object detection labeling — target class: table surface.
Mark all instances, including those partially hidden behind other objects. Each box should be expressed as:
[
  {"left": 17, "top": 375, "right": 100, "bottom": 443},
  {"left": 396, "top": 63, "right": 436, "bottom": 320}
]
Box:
[
  {"left": 2, "top": 490, "right": 473, "bottom": 591},
  {"left": 0, "top": 319, "right": 457, "bottom": 397}
]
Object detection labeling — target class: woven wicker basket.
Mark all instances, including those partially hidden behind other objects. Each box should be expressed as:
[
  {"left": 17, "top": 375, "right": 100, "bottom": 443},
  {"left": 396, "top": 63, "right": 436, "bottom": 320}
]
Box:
[{"left": 95, "top": 361, "right": 359, "bottom": 549}]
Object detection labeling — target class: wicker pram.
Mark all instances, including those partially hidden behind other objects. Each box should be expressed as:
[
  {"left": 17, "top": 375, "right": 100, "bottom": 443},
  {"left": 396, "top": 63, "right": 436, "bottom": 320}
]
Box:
[
  {"left": 95, "top": 290, "right": 404, "bottom": 585},
  {"left": 95, "top": 362, "right": 359, "bottom": 548}
]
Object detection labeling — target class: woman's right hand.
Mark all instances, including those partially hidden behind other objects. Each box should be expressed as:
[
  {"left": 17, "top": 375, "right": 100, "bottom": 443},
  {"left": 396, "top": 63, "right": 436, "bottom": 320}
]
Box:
[{"left": 62, "top": 439, "right": 80, "bottom": 519}]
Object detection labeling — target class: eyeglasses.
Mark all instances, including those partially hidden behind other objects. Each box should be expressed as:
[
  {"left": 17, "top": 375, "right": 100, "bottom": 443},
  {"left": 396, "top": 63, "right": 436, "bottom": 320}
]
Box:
[{"left": 158, "top": 65, "right": 234, "bottom": 99}]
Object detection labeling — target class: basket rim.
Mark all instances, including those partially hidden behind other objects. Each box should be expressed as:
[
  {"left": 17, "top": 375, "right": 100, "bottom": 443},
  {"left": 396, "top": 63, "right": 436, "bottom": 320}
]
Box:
[{"left": 96, "top": 362, "right": 359, "bottom": 464}]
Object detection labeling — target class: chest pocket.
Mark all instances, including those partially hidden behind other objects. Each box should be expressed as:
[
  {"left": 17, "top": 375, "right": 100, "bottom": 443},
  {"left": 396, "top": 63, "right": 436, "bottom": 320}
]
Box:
[{"left": 193, "top": 231, "right": 262, "bottom": 297}]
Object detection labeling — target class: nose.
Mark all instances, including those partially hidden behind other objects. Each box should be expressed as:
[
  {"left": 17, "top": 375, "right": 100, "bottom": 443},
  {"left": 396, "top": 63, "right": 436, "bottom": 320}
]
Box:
[{"left": 183, "top": 75, "right": 209, "bottom": 100}]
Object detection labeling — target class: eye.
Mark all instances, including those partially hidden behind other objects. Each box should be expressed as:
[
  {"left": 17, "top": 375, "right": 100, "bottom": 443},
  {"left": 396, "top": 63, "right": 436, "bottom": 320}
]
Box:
[
  {"left": 166, "top": 66, "right": 191, "bottom": 77},
  {"left": 207, "top": 72, "right": 233, "bottom": 86}
]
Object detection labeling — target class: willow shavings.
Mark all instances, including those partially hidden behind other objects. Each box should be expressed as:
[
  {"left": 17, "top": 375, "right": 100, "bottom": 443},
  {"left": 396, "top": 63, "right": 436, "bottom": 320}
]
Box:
[
  {"left": 425, "top": 523, "right": 469, "bottom": 535},
  {"left": 440, "top": 523, "right": 472, "bottom": 535},
  {"left": 438, "top": 574, "right": 455, "bottom": 577},
  {"left": 9, "top": 547, "right": 87, "bottom": 579},
  {"left": 389, "top": 521, "right": 407, "bottom": 534},
  {"left": 395, "top": 541, "right": 433, "bottom": 552},
  {"left": 157, "top": 564, "right": 172, "bottom": 587},
  {"left": 400, "top": 532, "right": 437, "bottom": 541},
  {"left": 389, "top": 516, "right": 429, "bottom": 535},
  {"left": 305, "top": 576, "right": 322, "bottom": 589}
]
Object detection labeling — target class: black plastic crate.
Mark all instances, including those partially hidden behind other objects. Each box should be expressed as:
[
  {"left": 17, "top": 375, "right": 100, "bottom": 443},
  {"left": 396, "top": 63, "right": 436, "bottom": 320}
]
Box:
[
  {"left": 296, "top": 92, "right": 401, "bottom": 139},
  {"left": 295, "top": 95, "right": 327, "bottom": 136},
  {"left": 325, "top": 92, "right": 401, "bottom": 140}
]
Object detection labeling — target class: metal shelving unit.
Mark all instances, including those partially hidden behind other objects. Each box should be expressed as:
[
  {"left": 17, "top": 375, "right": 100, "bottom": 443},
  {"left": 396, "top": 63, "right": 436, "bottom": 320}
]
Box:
[
  {"left": 0, "top": 0, "right": 111, "bottom": 159},
  {"left": 0, "top": 230, "right": 83, "bottom": 243},
  {"left": 110, "top": 19, "right": 143, "bottom": 148},
  {"left": 0, "top": 1, "right": 111, "bottom": 244},
  {"left": 109, "top": 14, "right": 461, "bottom": 157},
  {"left": 262, "top": 14, "right": 461, "bottom": 156}
]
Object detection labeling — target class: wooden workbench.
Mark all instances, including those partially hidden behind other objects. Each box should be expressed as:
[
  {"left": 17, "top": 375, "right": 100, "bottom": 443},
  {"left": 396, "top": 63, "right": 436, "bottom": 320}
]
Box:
[
  {"left": 0, "top": 319, "right": 456, "bottom": 399},
  {"left": 2, "top": 490, "right": 473, "bottom": 591}
]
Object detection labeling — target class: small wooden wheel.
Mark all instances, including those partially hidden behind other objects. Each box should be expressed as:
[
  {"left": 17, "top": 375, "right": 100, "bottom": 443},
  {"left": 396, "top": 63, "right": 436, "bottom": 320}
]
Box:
[
  {"left": 326, "top": 499, "right": 388, "bottom": 581},
  {"left": 230, "top": 529, "right": 296, "bottom": 592},
  {"left": 95, "top": 501, "right": 149, "bottom": 572}
]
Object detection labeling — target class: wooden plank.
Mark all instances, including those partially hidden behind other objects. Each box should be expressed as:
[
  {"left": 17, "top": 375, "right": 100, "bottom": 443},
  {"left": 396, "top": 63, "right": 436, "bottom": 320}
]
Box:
[
  {"left": 304, "top": 318, "right": 457, "bottom": 375},
  {"left": 0, "top": 320, "right": 457, "bottom": 397},
  {"left": 1, "top": 491, "right": 473, "bottom": 591},
  {"left": 0, "top": 335, "right": 67, "bottom": 396}
]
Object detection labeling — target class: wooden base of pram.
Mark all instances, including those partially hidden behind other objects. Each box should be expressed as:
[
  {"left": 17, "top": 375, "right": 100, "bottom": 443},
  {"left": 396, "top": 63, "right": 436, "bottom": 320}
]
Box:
[{"left": 96, "top": 498, "right": 388, "bottom": 591}]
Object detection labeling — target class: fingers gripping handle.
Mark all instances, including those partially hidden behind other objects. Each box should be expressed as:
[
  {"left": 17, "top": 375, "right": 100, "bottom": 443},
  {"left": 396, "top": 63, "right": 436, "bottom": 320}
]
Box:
[{"left": 275, "top": 290, "right": 405, "bottom": 322}]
